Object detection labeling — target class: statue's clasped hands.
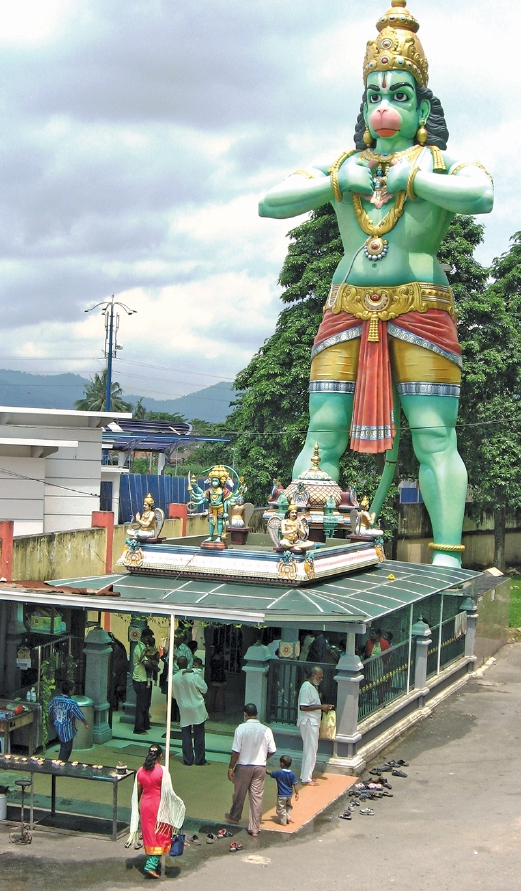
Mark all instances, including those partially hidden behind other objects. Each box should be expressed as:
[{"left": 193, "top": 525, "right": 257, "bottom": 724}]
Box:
[
  {"left": 338, "top": 158, "right": 374, "bottom": 196},
  {"left": 385, "top": 158, "right": 412, "bottom": 194}
]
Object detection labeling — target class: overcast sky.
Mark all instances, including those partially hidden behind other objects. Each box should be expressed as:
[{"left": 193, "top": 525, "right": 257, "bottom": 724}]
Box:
[{"left": 0, "top": 0, "right": 515, "bottom": 411}]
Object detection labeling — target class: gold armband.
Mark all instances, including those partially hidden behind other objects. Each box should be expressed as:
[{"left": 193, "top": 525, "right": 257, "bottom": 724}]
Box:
[
  {"left": 406, "top": 166, "right": 421, "bottom": 201},
  {"left": 288, "top": 169, "right": 315, "bottom": 180},
  {"left": 449, "top": 161, "right": 493, "bottom": 183}
]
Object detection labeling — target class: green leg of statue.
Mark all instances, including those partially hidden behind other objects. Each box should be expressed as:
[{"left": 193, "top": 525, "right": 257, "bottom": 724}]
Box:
[
  {"left": 400, "top": 394, "right": 467, "bottom": 568},
  {"left": 293, "top": 392, "right": 353, "bottom": 480}
]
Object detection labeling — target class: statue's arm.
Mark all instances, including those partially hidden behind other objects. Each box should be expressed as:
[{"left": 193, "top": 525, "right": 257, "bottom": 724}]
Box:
[
  {"left": 258, "top": 164, "right": 335, "bottom": 219},
  {"left": 413, "top": 162, "right": 493, "bottom": 214},
  {"left": 387, "top": 154, "right": 493, "bottom": 215},
  {"left": 259, "top": 153, "right": 373, "bottom": 219}
]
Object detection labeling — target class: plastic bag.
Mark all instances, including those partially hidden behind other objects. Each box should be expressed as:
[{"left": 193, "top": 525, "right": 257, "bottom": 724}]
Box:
[{"left": 319, "top": 709, "right": 336, "bottom": 740}]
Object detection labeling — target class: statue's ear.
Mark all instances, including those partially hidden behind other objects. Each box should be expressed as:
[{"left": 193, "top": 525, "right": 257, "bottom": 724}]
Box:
[{"left": 419, "top": 98, "right": 431, "bottom": 123}]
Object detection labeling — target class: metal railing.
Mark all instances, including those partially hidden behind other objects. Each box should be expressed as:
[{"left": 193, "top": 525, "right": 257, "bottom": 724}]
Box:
[
  {"left": 266, "top": 660, "right": 337, "bottom": 725},
  {"left": 427, "top": 615, "right": 466, "bottom": 677},
  {"left": 358, "top": 640, "right": 412, "bottom": 721}
]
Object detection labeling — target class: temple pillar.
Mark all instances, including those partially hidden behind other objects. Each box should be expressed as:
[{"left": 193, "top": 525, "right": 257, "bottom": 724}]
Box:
[
  {"left": 121, "top": 616, "right": 149, "bottom": 725},
  {"left": 84, "top": 626, "right": 113, "bottom": 743},
  {"left": 329, "top": 624, "right": 366, "bottom": 773},
  {"left": 412, "top": 618, "right": 432, "bottom": 695},
  {"left": 242, "top": 644, "right": 271, "bottom": 722},
  {"left": 5, "top": 603, "right": 25, "bottom": 694}
]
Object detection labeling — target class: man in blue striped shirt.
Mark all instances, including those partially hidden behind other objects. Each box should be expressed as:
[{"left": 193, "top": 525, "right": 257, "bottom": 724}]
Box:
[{"left": 48, "top": 681, "right": 89, "bottom": 762}]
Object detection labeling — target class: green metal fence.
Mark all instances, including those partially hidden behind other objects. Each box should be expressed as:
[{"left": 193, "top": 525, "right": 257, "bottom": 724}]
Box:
[
  {"left": 427, "top": 614, "right": 466, "bottom": 677},
  {"left": 358, "top": 640, "right": 412, "bottom": 721},
  {"left": 267, "top": 660, "right": 337, "bottom": 725}
]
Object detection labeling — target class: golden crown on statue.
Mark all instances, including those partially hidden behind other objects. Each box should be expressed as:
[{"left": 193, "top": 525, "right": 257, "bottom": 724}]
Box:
[{"left": 363, "top": 0, "right": 429, "bottom": 87}]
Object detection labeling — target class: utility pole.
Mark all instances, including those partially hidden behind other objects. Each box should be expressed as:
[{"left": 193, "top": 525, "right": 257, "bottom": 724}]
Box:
[{"left": 84, "top": 294, "right": 137, "bottom": 411}]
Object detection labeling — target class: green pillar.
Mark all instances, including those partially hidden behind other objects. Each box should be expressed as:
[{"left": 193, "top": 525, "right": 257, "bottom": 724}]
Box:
[{"left": 84, "top": 626, "right": 113, "bottom": 744}]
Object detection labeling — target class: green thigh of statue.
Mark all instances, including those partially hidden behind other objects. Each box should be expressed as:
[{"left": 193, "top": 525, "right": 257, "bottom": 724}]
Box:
[
  {"left": 294, "top": 320, "right": 466, "bottom": 566},
  {"left": 294, "top": 389, "right": 465, "bottom": 567}
]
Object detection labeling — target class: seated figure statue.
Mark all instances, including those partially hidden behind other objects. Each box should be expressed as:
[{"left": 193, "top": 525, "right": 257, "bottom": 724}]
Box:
[
  {"left": 279, "top": 504, "right": 315, "bottom": 552},
  {"left": 127, "top": 493, "right": 163, "bottom": 541}
]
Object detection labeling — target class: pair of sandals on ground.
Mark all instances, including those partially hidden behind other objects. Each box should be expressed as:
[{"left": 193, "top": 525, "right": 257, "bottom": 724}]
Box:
[{"left": 205, "top": 828, "right": 243, "bottom": 851}]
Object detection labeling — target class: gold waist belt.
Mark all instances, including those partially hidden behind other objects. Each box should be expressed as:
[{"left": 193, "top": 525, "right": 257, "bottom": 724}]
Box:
[{"left": 325, "top": 282, "right": 456, "bottom": 343}]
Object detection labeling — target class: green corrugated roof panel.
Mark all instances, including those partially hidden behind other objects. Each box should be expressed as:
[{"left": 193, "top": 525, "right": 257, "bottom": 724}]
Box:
[{"left": 42, "top": 560, "right": 480, "bottom": 626}]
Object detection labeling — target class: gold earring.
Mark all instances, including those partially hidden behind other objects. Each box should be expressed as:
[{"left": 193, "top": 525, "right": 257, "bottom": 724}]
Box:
[
  {"left": 416, "top": 119, "right": 428, "bottom": 146},
  {"left": 363, "top": 127, "right": 373, "bottom": 147}
]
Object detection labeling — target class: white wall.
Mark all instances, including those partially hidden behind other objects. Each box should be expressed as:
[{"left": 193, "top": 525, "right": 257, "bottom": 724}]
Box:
[
  {"left": 0, "top": 456, "right": 45, "bottom": 534},
  {"left": 44, "top": 430, "right": 103, "bottom": 532}
]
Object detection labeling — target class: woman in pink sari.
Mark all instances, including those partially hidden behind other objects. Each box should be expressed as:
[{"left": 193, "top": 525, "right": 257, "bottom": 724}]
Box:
[{"left": 127, "top": 744, "right": 185, "bottom": 879}]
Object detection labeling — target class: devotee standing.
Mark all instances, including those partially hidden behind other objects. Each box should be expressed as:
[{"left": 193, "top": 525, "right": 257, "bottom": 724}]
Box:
[
  {"left": 225, "top": 703, "right": 276, "bottom": 837},
  {"left": 297, "top": 667, "right": 334, "bottom": 785}
]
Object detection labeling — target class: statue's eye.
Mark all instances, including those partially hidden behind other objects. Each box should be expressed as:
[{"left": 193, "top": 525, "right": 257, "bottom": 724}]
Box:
[
  {"left": 393, "top": 92, "right": 408, "bottom": 102},
  {"left": 368, "top": 93, "right": 380, "bottom": 103}
]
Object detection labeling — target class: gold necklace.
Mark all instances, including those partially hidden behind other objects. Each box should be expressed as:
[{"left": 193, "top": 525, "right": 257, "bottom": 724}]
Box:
[
  {"left": 352, "top": 192, "right": 407, "bottom": 236},
  {"left": 353, "top": 146, "right": 423, "bottom": 260},
  {"left": 360, "top": 145, "right": 423, "bottom": 165}
]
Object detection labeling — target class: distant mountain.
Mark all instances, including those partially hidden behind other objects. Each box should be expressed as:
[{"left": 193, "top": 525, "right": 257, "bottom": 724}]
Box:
[
  {"left": 0, "top": 369, "right": 88, "bottom": 409},
  {"left": 125, "top": 381, "right": 236, "bottom": 424},
  {"left": 0, "top": 368, "right": 235, "bottom": 423}
]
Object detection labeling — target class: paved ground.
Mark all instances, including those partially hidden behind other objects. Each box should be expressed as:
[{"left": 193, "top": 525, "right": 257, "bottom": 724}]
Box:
[{"left": 2, "top": 642, "right": 521, "bottom": 890}]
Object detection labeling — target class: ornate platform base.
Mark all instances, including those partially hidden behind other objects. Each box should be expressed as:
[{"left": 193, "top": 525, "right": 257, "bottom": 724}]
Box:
[
  {"left": 117, "top": 540, "right": 379, "bottom": 586},
  {"left": 200, "top": 539, "right": 227, "bottom": 550}
]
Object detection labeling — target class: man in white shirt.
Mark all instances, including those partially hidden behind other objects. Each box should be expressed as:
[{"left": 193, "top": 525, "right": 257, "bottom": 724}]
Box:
[
  {"left": 172, "top": 655, "right": 208, "bottom": 766},
  {"left": 225, "top": 703, "right": 277, "bottom": 836},
  {"left": 297, "top": 666, "right": 334, "bottom": 785}
]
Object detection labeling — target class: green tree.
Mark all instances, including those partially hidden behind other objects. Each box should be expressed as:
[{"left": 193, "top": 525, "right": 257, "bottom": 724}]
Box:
[
  {"left": 455, "top": 231, "right": 521, "bottom": 569},
  {"left": 74, "top": 369, "right": 132, "bottom": 412}
]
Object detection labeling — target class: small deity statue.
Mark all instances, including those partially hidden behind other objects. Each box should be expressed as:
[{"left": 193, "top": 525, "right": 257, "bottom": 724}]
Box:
[
  {"left": 359, "top": 495, "right": 376, "bottom": 529},
  {"left": 279, "top": 504, "right": 315, "bottom": 553},
  {"left": 293, "top": 480, "right": 310, "bottom": 509},
  {"left": 127, "top": 494, "right": 163, "bottom": 541},
  {"left": 269, "top": 478, "right": 285, "bottom": 503},
  {"left": 189, "top": 465, "right": 244, "bottom": 543},
  {"left": 350, "top": 495, "right": 383, "bottom": 539}
]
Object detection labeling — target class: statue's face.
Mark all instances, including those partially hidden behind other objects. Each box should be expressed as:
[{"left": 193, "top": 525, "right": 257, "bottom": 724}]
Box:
[
  {"left": 210, "top": 477, "right": 220, "bottom": 489},
  {"left": 364, "top": 70, "right": 430, "bottom": 144},
  {"left": 289, "top": 508, "right": 297, "bottom": 519}
]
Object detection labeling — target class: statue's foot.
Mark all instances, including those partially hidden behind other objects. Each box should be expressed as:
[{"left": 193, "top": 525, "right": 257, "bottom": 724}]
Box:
[{"left": 432, "top": 552, "right": 462, "bottom": 569}]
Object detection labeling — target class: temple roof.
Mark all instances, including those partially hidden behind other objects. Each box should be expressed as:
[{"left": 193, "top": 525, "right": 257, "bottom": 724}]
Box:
[{"left": 0, "top": 561, "right": 483, "bottom": 629}]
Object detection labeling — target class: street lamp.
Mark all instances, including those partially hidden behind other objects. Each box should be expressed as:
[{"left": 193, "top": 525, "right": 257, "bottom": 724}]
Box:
[{"left": 85, "top": 294, "right": 137, "bottom": 412}]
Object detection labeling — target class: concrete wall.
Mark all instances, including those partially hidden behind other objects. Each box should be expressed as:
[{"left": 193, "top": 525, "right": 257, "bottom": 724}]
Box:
[
  {"left": 475, "top": 576, "right": 510, "bottom": 665},
  {"left": 12, "top": 526, "right": 107, "bottom": 581},
  {"left": 396, "top": 503, "right": 521, "bottom": 569}
]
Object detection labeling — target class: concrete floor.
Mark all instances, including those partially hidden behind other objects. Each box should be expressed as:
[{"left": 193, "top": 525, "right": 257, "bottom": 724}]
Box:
[
  {"left": 2, "top": 642, "right": 521, "bottom": 889},
  {"left": 0, "top": 683, "right": 349, "bottom": 838}
]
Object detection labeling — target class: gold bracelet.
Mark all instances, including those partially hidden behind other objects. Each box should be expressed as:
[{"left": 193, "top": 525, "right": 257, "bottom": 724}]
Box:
[
  {"left": 406, "top": 166, "right": 421, "bottom": 201},
  {"left": 328, "top": 149, "right": 356, "bottom": 203},
  {"left": 428, "top": 542, "right": 465, "bottom": 552}
]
